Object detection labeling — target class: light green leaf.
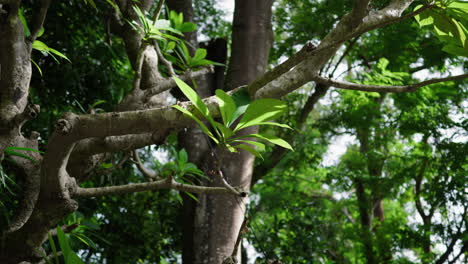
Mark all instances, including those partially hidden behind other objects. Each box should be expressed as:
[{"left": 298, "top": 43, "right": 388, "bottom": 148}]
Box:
[
  {"left": 179, "top": 22, "right": 197, "bottom": 32},
  {"left": 192, "top": 48, "right": 207, "bottom": 62},
  {"left": 215, "top": 89, "right": 236, "bottom": 126},
  {"left": 56, "top": 227, "right": 72, "bottom": 263},
  {"left": 18, "top": 8, "right": 31, "bottom": 37},
  {"left": 255, "top": 122, "right": 292, "bottom": 129},
  {"left": 232, "top": 139, "right": 266, "bottom": 152},
  {"left": 235, "top": 144, "right": 263, "bottom": 159},
  {"left": 171, "top": 105, "right": 219, "bottom": 144},
  {"left": 234, "top": 99, "right": 287, "bottom": 131},
  {"left": 31, "top": 59, "right": 43, "bottom": 76},
  {"left": 213, "top": 121, "right": 234, "bottom": 139},
  {"left": 414, "top": 7, "right": 434, "bottom": 27},
  {"left": 166, "top": 41, "right": 176, "bottom": 50},
  {"left": 173, "top": 77, "right": 210, "bottom": 118},
  {"left": 442, "top": 43, "right": 468, "bottom": 56},
  {"left": 235, "top": 133, "right": 293, "bottom": 151},
  {"left": 448, "top": 1, "right": 468, "bottom": 12},
  {"left": 48, "top": 232, "right": 59, "bottom": 264}
]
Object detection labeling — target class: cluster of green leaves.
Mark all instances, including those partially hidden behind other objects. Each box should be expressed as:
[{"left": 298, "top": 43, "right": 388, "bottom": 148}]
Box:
[
  {"left": 129, "top": 6, "right": 182, "bottom": 42},
  {"left": 42, "top": 212, "right": 104, "bottom": 264},
  {"left": 19, "top": 8, "right": 70, "bottom": 75},
  {"left": 414, "top": 0, "right": 468, "bottom": 56},
  {"left": 0, "top": 146, "right": 41, "bottom": 221},
  {"left": 153, "top": 148, "right": 205, "bottom": 180},
  {"left": 172, "top": 77, "right": 293, "bottom": 159},
  {"left": 130, "top": 6, "right": 221, "bottom": 72}
]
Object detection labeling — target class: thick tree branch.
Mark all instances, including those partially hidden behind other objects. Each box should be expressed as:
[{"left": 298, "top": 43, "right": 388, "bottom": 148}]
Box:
[
  {"left": 143, "top": 67, "right": 213, "bottom": 98},
  {"left": 152, "top": 0, "right": 165, "bottom": 24},
  {"left": 28, "top": 0, "right": 51, "bottom": 43},
  {"left": 312, "top": 73, "right": 468, "bottom": 93},
  {"left": 254, "top": 0, "right": 427, "bottom": 99},
  {"left": 74, "top": 177, "right": 240, "bottom": 197},
  {"left": 247, "top": 42, "right": 317, "bottom": 95},
  {"left": 72, "top": 132, "right": 168, "bottom": 157}
]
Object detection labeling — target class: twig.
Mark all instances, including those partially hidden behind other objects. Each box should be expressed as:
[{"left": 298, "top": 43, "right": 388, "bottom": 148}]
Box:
[
  {"left": 312, "top": 73, "right": 468, "bottom": 93},
  {"left": 74, "top": 177, "right": 239, "bottom": 197},
  {"left": 152, "top": 0, "right": 165, "bottom": 24},
  {"left": 28, "top": 0, "right": 52, "bottom": 43},
  {"left": 132, "top": 149, "right": 158, "bottom": 180},
  {"left": 154, "top": 40, "right": 176, "bottom": 76}
]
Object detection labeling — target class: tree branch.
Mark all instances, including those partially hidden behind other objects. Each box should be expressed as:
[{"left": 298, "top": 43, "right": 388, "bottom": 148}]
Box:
[
  {"left": 74, "top": 177, "right": 240, "bottom": 197},
  {"left": 143, "top": 66, "right": 213, "bottom": 98},
  {"left": 132, "top": 149, "right": 158, "bottom": 180},
  {"left": 312, "top": 73, "right": 468, "bottom": 93},
  {"left": 154, "top": 41, "right": 176, "bottom": 76},
  {"left": 28, "top": 0, "right": 51, "bottom": 43},
  {"left": 247, "top": 42, "right": 317, "bottom": 95}
]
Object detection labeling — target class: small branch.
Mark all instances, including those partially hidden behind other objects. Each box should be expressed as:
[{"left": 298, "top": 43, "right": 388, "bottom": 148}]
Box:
[
  {"left": 143, "top": 67, "right": 213, "bottom": 98},
  {"left": 132, "top": 45, "right": 147, "bottom": 91},
  {"left": 47, "top": 224, "right": 79, "bottom": 237},
  {"left": 247, "top": 42, "right": 317, "bottom": 95},
  {"left": 28, "top": 0, "right": 52, "bottom": 43},
  {"left": 152, "top": 0, "right": 165, "bottom": 24},
  {"left": 154, "top": 41, "right": 176, "bottom": 76},
  {"left": 415, "top": 158, "right": 429, "bottom": 222},
  {"left": 132, "top": 149, "right": 158, "bottom": 180},
  {"left": 312, "top": 73, "right": 468, "bottom": 93},
  {"left": 74, "top": 177, "right": 239, "bottom": 197},
  {"left": 329, "top": 37, "right": 359, "bottom": 77},
  {"left": 37, "top": 252, "right": 63, "bottom": 264}
]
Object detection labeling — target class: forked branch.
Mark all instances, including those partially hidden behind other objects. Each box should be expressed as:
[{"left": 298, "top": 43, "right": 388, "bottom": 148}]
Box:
[
  {"left": 74, "top": 176, "right": 241, "bottom": 197},
  {"left": 312, "top": 73, "right": 468, "bottom": 93}
]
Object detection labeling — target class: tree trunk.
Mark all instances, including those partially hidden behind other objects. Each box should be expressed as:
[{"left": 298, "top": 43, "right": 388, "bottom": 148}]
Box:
[{"left": 192, "top": 1, "right": 273, "bottom": 263}]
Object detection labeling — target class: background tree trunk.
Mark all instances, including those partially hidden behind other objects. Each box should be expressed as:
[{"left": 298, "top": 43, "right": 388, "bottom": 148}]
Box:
[{"left": 191, "top": 1, "right": 274, "bottom": 263}]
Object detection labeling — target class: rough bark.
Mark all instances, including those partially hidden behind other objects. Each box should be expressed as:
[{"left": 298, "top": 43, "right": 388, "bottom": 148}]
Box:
[{"left": 192, "top": 1, "right": 274, "bottom": 263}]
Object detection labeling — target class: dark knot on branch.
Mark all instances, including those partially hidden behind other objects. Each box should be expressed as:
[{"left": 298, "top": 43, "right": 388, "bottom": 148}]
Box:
[{"left": 55, "top": 119, "right": 72, "bottom": 134}]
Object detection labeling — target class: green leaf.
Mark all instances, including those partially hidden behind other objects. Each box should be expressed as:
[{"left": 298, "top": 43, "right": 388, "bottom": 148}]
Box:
[
  {"left": 213, "top": 121, "right": 234, "bottom": 139},
  {"left": 173, "top": 77, "right": 210, "bottom": 118},
  {"left": 215, "top": 89, "right": 236, "bottom": 126},
  {"left": 171, "top": 105, "right": 219, "bottom": 144},
  {"left": 5, "top": 146, "right": 42, "bottom": 153},
  {"left": 91, "top": 100, "right": 106, "bottom": 108},
  {"left": 179, "top": 22, "right": 197, "bottom": 32},
  {"left": 18, "top": 8, "right": 31, "bottom": 37},
  {"left": 448, "top": 1, "right": 468, "bottom": 12},
  {"left": 235, "top": 133, "right": 293, "bottom": 151},
  {"left": 232, "top": 139, "right": 266, "bottom": 152},
  {"left": 414, "top": 6, "right": 434, "bottom": 27},
  {"left": 31, "top": 59, "right": 43, "bottom": 76},
  {"left": 47, "top": 232, "right": 59, "bottom": 264},
  {"left": 192, "top": 48, "right": 207, "bottom": 62},
  {"left": 166, "top": 41, "right": 176, "bottom": 50},
  {"left": 56, "top": 227, "right": 72, "bottom": 263},
  {"left": 179, "top": 149, "right": 188, "bottom": 165},
  {"left": 235, "top": 144, "right": 263, "bottom": 159},
  {"left": 4, "top": 150, "right": 36, "bottom": 162},
  {"left": 442, "top": 43, "right": 468, "bottom": 56},
  {"left": 256, "top": 122, "right": 293, "bottom": 129},
  {"left": 234, "top": 99, "right": 287, "bottom": 131},
  {"left": 184, "top": 192, "right": 199, "bottom": 202}
]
